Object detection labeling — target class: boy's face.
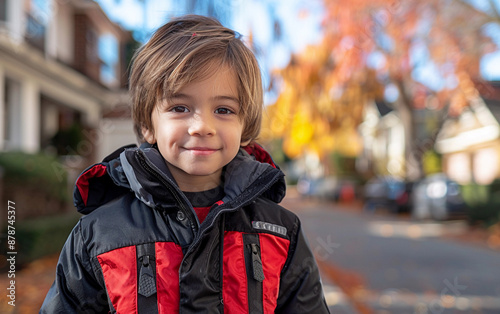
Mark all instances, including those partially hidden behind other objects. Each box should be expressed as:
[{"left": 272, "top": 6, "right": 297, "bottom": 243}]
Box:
[{"left": 143, "top": 66, "right": 246, "bottom": 192}]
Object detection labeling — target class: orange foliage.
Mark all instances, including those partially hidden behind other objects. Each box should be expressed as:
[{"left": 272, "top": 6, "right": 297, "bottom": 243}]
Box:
[{"left": 264, "top": 0, "right": 497, "bottom": 162}]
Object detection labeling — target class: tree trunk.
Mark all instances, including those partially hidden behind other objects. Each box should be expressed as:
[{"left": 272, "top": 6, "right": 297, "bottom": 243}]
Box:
[{"left": 394, "top": 79, "right": 424, "bottom": 181}]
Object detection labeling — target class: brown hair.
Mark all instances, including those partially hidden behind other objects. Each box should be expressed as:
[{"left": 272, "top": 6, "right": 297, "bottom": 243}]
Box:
[{"left": 129, "top": 15, "right": 263, "bottom": 144}]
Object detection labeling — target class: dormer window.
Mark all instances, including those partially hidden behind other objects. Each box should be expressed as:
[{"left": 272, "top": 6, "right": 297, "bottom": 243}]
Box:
[{"left": 25, "top": 0, "right": 50, "bottom": 51}]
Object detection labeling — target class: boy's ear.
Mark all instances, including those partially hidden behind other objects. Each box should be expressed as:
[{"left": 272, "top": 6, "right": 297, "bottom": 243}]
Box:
[
  {"left": 240, "top": 139, "right": 252, "bottom": 147},
  {"left": 142, "top": 127, "right": 156, "bottom": 144}
]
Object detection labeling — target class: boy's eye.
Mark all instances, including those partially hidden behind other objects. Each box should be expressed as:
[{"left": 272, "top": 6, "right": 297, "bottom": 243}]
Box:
[
  {"left": 170, "top": 106, "right": 189, "bottom": 113},
  {"left": 215, "top": 107, "right": 234, "bottom": 115}
]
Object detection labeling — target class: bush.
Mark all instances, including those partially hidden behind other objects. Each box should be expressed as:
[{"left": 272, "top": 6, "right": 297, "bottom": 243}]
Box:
[
  {"left": 1, "top": 213, "right": 80, "bottom": 272},
  {"left": 461, "top": 180, "right": 500, "bottom": 227},
  {"left": 0, "top": 151, "right": 68, "bottom": 203},
  {"left": 50, "top": 123, "right": 84, "bottom": 156},
  {"left": 330, "top": 152, "right": 357, "bottom": 177}
]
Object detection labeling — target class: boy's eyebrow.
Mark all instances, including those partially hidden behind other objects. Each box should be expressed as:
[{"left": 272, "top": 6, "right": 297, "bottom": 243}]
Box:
[{"left": 171, "top": 93, "right": 240, "bottom": 103}]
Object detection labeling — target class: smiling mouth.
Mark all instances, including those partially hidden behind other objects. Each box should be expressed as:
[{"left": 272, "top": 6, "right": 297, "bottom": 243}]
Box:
[{"left": 185, "top": 147, "right": 219, "bottom": 156}]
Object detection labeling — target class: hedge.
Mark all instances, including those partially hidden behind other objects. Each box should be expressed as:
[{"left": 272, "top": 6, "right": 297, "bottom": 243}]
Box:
[
  {"left": 1, "top": 213, "right": 80, "bottom": 272},
  {"left": 461, "top": 179, "right": 500, "bottom": 227}
]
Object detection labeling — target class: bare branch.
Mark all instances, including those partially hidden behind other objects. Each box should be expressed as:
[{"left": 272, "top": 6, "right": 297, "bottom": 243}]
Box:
[
  {"left": 487, "top": 0, "right": 500, "bottom": 22},
  {"left": 454, "top": 0, "right": 500, "bottom": 24}
]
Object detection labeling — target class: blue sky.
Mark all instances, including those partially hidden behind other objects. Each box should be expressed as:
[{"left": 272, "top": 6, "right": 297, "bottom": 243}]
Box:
[
  {"left": 96, "top": 0, "right": 324, "bottom": 104},
  {"left": 481, "top": 22, "right": 500, "bottom": 80},
  {"left": 96, "top": 0, "right": 500, "bottom": 93},
  {"left": 96, "top": 0, "right": 323, "bottom": 66}
]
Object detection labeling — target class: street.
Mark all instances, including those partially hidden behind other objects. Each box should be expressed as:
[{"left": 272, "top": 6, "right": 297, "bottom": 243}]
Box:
[
  {"left": 2, "top": 192, "right": 500, "bottom": 313},
  {"left": 282, "top": 192, "right": 500, "bottom": 313}
]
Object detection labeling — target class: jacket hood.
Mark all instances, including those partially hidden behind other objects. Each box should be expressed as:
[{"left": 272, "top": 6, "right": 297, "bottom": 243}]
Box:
[{"left": 74, "top": 143, "right": 286, "bottom": 215}]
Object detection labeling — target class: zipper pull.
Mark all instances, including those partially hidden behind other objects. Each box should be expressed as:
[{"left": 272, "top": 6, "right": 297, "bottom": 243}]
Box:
[
  {"left": 138, "top": 256, "right": 157, "bottom": 297},
  {"left": 250, "top": 243, "right": 265, "bottom": 282}
]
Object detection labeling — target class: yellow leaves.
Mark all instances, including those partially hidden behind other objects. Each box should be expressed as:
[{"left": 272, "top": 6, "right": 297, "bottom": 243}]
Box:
[
  {"left": 335, "top": 128, "right": 363, "bottom": 157},
  {"left": 312, "top": 132, "right": 336, "bottom": 155},
  {"left": 282, "top": 138, "right": 302, "bottom": 159},
  {"left": 290, "top": 112, "right": 314, "bottom": 145},
  {"left": 264, "top": 98, "right": 363, "bottom": 159},
  {"left": 264, "top": 57, "right": 371, "bottom": 159},
  {"left": 280, "top": 120, "right": 361, "bottom": 159}
]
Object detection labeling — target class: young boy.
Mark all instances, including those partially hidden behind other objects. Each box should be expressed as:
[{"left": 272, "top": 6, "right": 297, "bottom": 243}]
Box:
[{"left": 41, "top": 15, "right": 330, "bottom": 313}]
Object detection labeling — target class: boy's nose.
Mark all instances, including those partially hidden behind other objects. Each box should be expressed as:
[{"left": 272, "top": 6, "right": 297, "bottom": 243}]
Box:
[{"left": 188, "top": 114, "right": 216, "bottom": 136}]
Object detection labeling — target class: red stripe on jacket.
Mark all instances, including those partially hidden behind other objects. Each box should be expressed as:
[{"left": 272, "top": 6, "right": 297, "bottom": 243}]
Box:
[
  {"left": 77, "top": 164, "right": 107, "bottom": 206},
  {"left": 156, "top": 242, "right": 183, "bottom": 313},
  {"left": 259, "top": 233, "right": 290, "bottom": 313},
  {"left": 98, "top": 245, "right": 138, "bottom": 313},
  {"left": 222, "top": 232, "right": 249, "bottom": 312},
  {"left": 97, "top": 243, "right": 184, "bottom": 313},
  {"left": 96, "top": 233, "right": 288, "bottom": 313},
  {"left": 222, "top": 231, "right": 290, "bottom": 313}
]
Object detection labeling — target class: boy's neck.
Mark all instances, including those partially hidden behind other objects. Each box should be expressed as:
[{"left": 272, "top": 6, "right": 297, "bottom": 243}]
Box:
[{"left": 169, "top": 167, "right": 223, "bottom": 192}]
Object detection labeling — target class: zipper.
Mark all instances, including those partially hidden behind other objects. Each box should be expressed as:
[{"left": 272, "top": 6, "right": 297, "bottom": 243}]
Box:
[
  {"left": 135, "top": 150, "right": 198, "bottom": 232},
  {"left": 136, "top": 243, "right": 158, "bottom": 313},
  {"left": 250, "top": 243, "right": 265, "bottom": 281},
  {"left": 184, "top": 169, "right": 282, "bottom": 258},
  {"left": 135, "top": 148, "right": 282, "bottom": 312},
  {"left": 243, "top": 233, "right": 264, "bottom": 313}
]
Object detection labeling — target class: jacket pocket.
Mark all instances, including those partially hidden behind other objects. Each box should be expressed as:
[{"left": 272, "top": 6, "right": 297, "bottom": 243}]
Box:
[{"left": 243, "top": 233, "right": 264, "bottom": 314}]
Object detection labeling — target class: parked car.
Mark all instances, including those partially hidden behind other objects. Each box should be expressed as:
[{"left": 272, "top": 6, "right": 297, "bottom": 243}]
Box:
[
  {"left": 394, "top": 181, "right": 416, "bottom": 214},
  {"left": 363, "top": 176, "right": 408, "bottom": 213},
  {"left": 411, "top": 173, "right": 467, "bottom": 220},
  {"left": 297, "top": 176, "right": 358, "bottom": 202}
]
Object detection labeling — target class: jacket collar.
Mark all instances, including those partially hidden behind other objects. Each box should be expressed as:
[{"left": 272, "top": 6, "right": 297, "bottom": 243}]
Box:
[{"left": 74, "top": 143, "right": 286, "bottom": 215}]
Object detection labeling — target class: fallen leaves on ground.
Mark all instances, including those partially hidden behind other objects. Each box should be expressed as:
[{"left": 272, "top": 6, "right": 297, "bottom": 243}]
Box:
[{"left": 0, "top": 254, "right": 58, "bottom": 313}]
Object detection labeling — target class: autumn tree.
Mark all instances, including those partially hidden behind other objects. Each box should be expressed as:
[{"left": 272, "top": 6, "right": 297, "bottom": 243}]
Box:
[{"left": 264, "top": 0, "right": 499, "bottom": 180}]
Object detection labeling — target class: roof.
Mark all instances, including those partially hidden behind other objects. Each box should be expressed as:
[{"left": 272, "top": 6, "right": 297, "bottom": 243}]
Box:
[
  {"left": 479, "top": 81, "right": 500, "bottom": 124},
  {"left": 480, "top": 81, "right": 500, "bottom": 99},
  {"left": 374, "top": 100, "right": 394, "bottom": 117},
  {"left": 483, "top": 99, "right": 500, "bottom": 124}
]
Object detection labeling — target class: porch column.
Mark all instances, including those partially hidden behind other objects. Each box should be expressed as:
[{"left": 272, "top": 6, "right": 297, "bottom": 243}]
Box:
[
  {"left": 7, "top": 0, "right": 25, "bottom": 43},
  {"left": 21, "top": 78, "right": 40, "bottom": 153}
]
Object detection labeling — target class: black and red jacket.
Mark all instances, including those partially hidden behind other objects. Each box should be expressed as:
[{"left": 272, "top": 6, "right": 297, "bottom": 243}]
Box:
[{"left": 41, "top": 143, "right": 329, "bottom": 313}]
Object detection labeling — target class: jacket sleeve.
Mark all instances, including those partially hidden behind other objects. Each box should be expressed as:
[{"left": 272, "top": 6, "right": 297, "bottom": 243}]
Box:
[
  {"left": 40, "top": 221, "right": 109, "bottom": 313},
  {"left": 276, "top": 219, "right": 330, "bottom": 313}
]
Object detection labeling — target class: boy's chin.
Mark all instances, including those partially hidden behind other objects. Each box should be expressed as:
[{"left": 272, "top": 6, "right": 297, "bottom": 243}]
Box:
[
  {"left": 186, "top": 169, "right": 223, "bottom": 178},
  {"left": 171, "top": 165, "right": 223, "bottom": 178}
]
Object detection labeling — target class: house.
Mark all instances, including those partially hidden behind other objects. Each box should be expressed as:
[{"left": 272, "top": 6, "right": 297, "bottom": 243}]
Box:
[
  {"left": 359, "top": 81, "right": 500, "bottom": 185},
  {"left": 357, "top": 100, "right": 406, "bottom": 178},
  {"left": 358, "top": 95, "right": 442, "bottom": 180},
  {"left": 0, "top": 0, "right": 136, "bottom": 164},
  {"left": 435, "top": 81, "right": 500, "bottom": 185}
]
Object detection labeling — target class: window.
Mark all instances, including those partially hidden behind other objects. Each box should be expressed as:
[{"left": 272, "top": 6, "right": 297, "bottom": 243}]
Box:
[
  {"left": 25, "top": 0, "right": 50, "bottom": 51},
  {"left": 447, "top": 153, "right": 471, "bottom": 184},
  {"left": 0, "top": 0, "right": 7, "bottom": 22},
  {"left": 98, "top": 33, "right": 119, "bottom": 85},
  {"left": 474, "top": 148, "right": 498, "bottom": 185}
]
